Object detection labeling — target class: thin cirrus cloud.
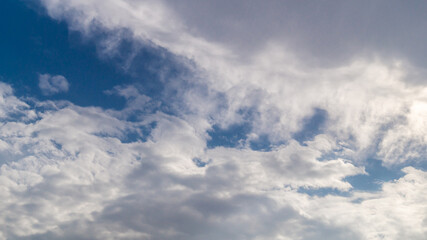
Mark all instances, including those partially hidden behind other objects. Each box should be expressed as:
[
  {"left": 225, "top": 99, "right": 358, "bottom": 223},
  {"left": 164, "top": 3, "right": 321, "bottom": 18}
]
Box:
[
  {"left": 0, "top": 0, "right": 426, "bottom": 239},
  {"left": 38, "top": 73, "right": 70, "bottom": 95}
]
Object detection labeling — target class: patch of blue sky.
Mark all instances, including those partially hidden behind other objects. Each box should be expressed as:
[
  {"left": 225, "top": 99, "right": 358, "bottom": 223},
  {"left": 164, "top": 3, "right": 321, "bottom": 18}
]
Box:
[
  {"left": 0, "top": 0, "right": 127, "bottom": 109},
  {"left": 123, "top": 121, "right": 157, "bottom": 143},
  {"left": 192, "top": 157, "right": 211, "bottom": 168},
  {"left": 249, "top": 134, "right": 272, "bottom": 151},
  {"left": 207, "top": 122, "right": 252, "bottom": 149},
  {"left": 291, "top": 107, "right": 405, "bottom": 193},
  {"left": 0, "top": 0, "right": 188, "bottom": 114},
  {"left": 207, "top": 105, "right": 275, "bottom": 150},
  {"left": 345, "top": 159, "right": 405, "bottom": 191},
  {"left": 411, "top": 159, "right": 427, "bottom": 171},
  {"left": 293, "top": 108, "right": 328, "bottom": 144},
  {"left": 95, "top": 34, "right": 195, "bottom": 111}
]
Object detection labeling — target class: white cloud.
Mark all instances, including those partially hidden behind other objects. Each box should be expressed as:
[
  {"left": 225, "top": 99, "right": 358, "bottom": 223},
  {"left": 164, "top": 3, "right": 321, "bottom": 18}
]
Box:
[
  {"left": 3, "top": 1, "right": 425, "bottom": 239},
  {"left": 296, "top": 167, "right": 427, "bottom": 239},
  {"left": 0, "top": 82, "right": 35, "bottom": 121},
  {"left": 203, "top": 140, "right": 364, "bottom": 191},
  {"left": 0, "top": 80, "right": 424, "bottom": 239},
  {"left": 0, "top": 84, "right": 337, "bottom": 237},
  {"left": 38, "top": 0, "right": 427, "bottom": 166},
  {"left": 38, "top": 74, "right": 70, "bottom": 95}
]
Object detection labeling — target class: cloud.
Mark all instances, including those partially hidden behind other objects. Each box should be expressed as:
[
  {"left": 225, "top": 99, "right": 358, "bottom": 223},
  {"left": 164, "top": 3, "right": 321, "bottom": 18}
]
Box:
[
  {"left": 38, "top": 74, "right": 70, "bottom": 95},
  {"left": 3, "top": 1, "right": 425, "bottom": 239},
  {"left": 0, "top": 80, "right": 425, "bottom": 239},
  {"left": 156, "top": 0, "right": 427, "bottom": 69},
  {"left": 37, "top": 0, "right": 427, "bottom": 166},
  {"left": 300, "top": 166, "right": 427, "bottom": 239},
  {"left": 0, "top": 82, "right": 36, "bottom": 121}
]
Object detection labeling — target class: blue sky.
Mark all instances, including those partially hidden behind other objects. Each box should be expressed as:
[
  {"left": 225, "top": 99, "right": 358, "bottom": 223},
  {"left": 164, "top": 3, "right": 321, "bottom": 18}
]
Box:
[
  {"left": 0, "top": 1, "right": 427, "bottom": 239},
  {"left": 0, "top": 0, "right": 131, "bottom": 109},
  {"left": 0, "top": 0, "right": 188, "bottom": 110}
]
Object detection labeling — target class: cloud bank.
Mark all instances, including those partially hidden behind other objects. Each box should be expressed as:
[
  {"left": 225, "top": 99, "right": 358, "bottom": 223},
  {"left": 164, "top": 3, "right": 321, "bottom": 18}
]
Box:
[
  {"left": 38, "top": 0, "right": 427, "bottom": 165},
  {"left": 0, "top": 1, "right": 426, "bottom": 239},
  {"left": 0, "top": 81, "right": 425, "bottom": 239}
]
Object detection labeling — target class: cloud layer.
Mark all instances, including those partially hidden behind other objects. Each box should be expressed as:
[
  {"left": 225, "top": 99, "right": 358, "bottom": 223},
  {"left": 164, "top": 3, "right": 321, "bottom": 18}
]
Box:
[
  {"left": 0, "top": 81, "right": 425, "bottom": 239},
  {"left": 39, "top": 0, "right": 427, "bottom": 165},
  {"left": 0, "top": 1, "right": 426, "bottom": 239}
]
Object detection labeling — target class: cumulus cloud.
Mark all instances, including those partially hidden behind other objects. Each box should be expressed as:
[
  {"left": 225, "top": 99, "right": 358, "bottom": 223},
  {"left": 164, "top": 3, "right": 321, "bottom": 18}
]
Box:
[
  {"left": 1, "top": 0, "right": 424, "bottom": 239},
  {"left": 38, "top": 74, "right": 70, "bottom": 95},
  {"left": 300, "top": 167, "right": 427, "bottom": 239},
  {"left": 38, "top": 0, "right": 427, "bottom": 165},
  {"left": 0, "top": 79, "right": 425, "bottom": 239},
  {"left": 0, "top": 81, "right": 357, "bottom": 239}
]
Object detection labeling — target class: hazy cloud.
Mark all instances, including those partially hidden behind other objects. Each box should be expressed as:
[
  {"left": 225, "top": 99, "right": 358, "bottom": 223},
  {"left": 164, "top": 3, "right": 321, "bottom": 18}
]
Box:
[{"left": 38, "top": 74, "right": 69, "bottom": 95}]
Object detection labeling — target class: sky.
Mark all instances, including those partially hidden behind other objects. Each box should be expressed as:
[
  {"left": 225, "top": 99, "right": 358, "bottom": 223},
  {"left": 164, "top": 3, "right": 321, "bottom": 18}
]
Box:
[{"left": 0, "top": 0, "right": 426, "bottom": 239}]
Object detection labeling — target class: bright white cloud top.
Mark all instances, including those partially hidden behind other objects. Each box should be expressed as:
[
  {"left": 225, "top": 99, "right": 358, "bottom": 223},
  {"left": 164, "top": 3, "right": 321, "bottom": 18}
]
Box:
[{"left": 0, "top": 1, "right": 426, "bottom": 239}]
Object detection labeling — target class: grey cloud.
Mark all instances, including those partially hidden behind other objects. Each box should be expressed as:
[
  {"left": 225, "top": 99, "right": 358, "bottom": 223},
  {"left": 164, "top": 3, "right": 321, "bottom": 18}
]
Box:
[
  {"left": 6, "top": 1, "right": 427, "bottom": 238},
  {"left": 38, "top": 74, "right": 70, "bottom": 95},
  {"left": 38, "top": 0, "right": 427, "bottom": 165},
  {"left": 165, "top": 0, "right": 427, "bottom": 69},
  {"left": 0, "top": 81, "right": 425, "bottom": 239},
  {"left": 18, "top": 190, "right": 360, "bottom": 240}
]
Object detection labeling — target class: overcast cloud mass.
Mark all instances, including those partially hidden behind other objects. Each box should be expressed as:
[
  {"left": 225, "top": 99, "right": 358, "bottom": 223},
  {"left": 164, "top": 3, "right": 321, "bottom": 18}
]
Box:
[{"left": 0, "top": 0, "right": 427, "bottom": 239}]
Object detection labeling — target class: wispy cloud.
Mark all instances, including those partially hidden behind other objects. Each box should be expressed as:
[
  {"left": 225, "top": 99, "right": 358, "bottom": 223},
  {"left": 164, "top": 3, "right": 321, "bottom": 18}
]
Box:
[
  {"left": 39, "top": 0, "right": 427, "bottom": 165},
  {"left": 0, "top": 1, "right": 424, "bottom": 239}
]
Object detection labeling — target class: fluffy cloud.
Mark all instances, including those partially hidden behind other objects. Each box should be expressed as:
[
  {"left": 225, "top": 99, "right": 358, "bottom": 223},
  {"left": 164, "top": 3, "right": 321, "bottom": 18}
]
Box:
[
  {"left": 38, "top": 74, "right": 70, "bottom": 95},
  {"left": 0, "top": 81, "right": 425, "bottom": 239},
  {"left": 38, "top": 0, "right": 427, "bottom": 165},
  {"left": 1, "top": 0, "right": 425, "bottom": 239},
  {"left": 299, "top": 167, "right": 427, "bottom": 239}
]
